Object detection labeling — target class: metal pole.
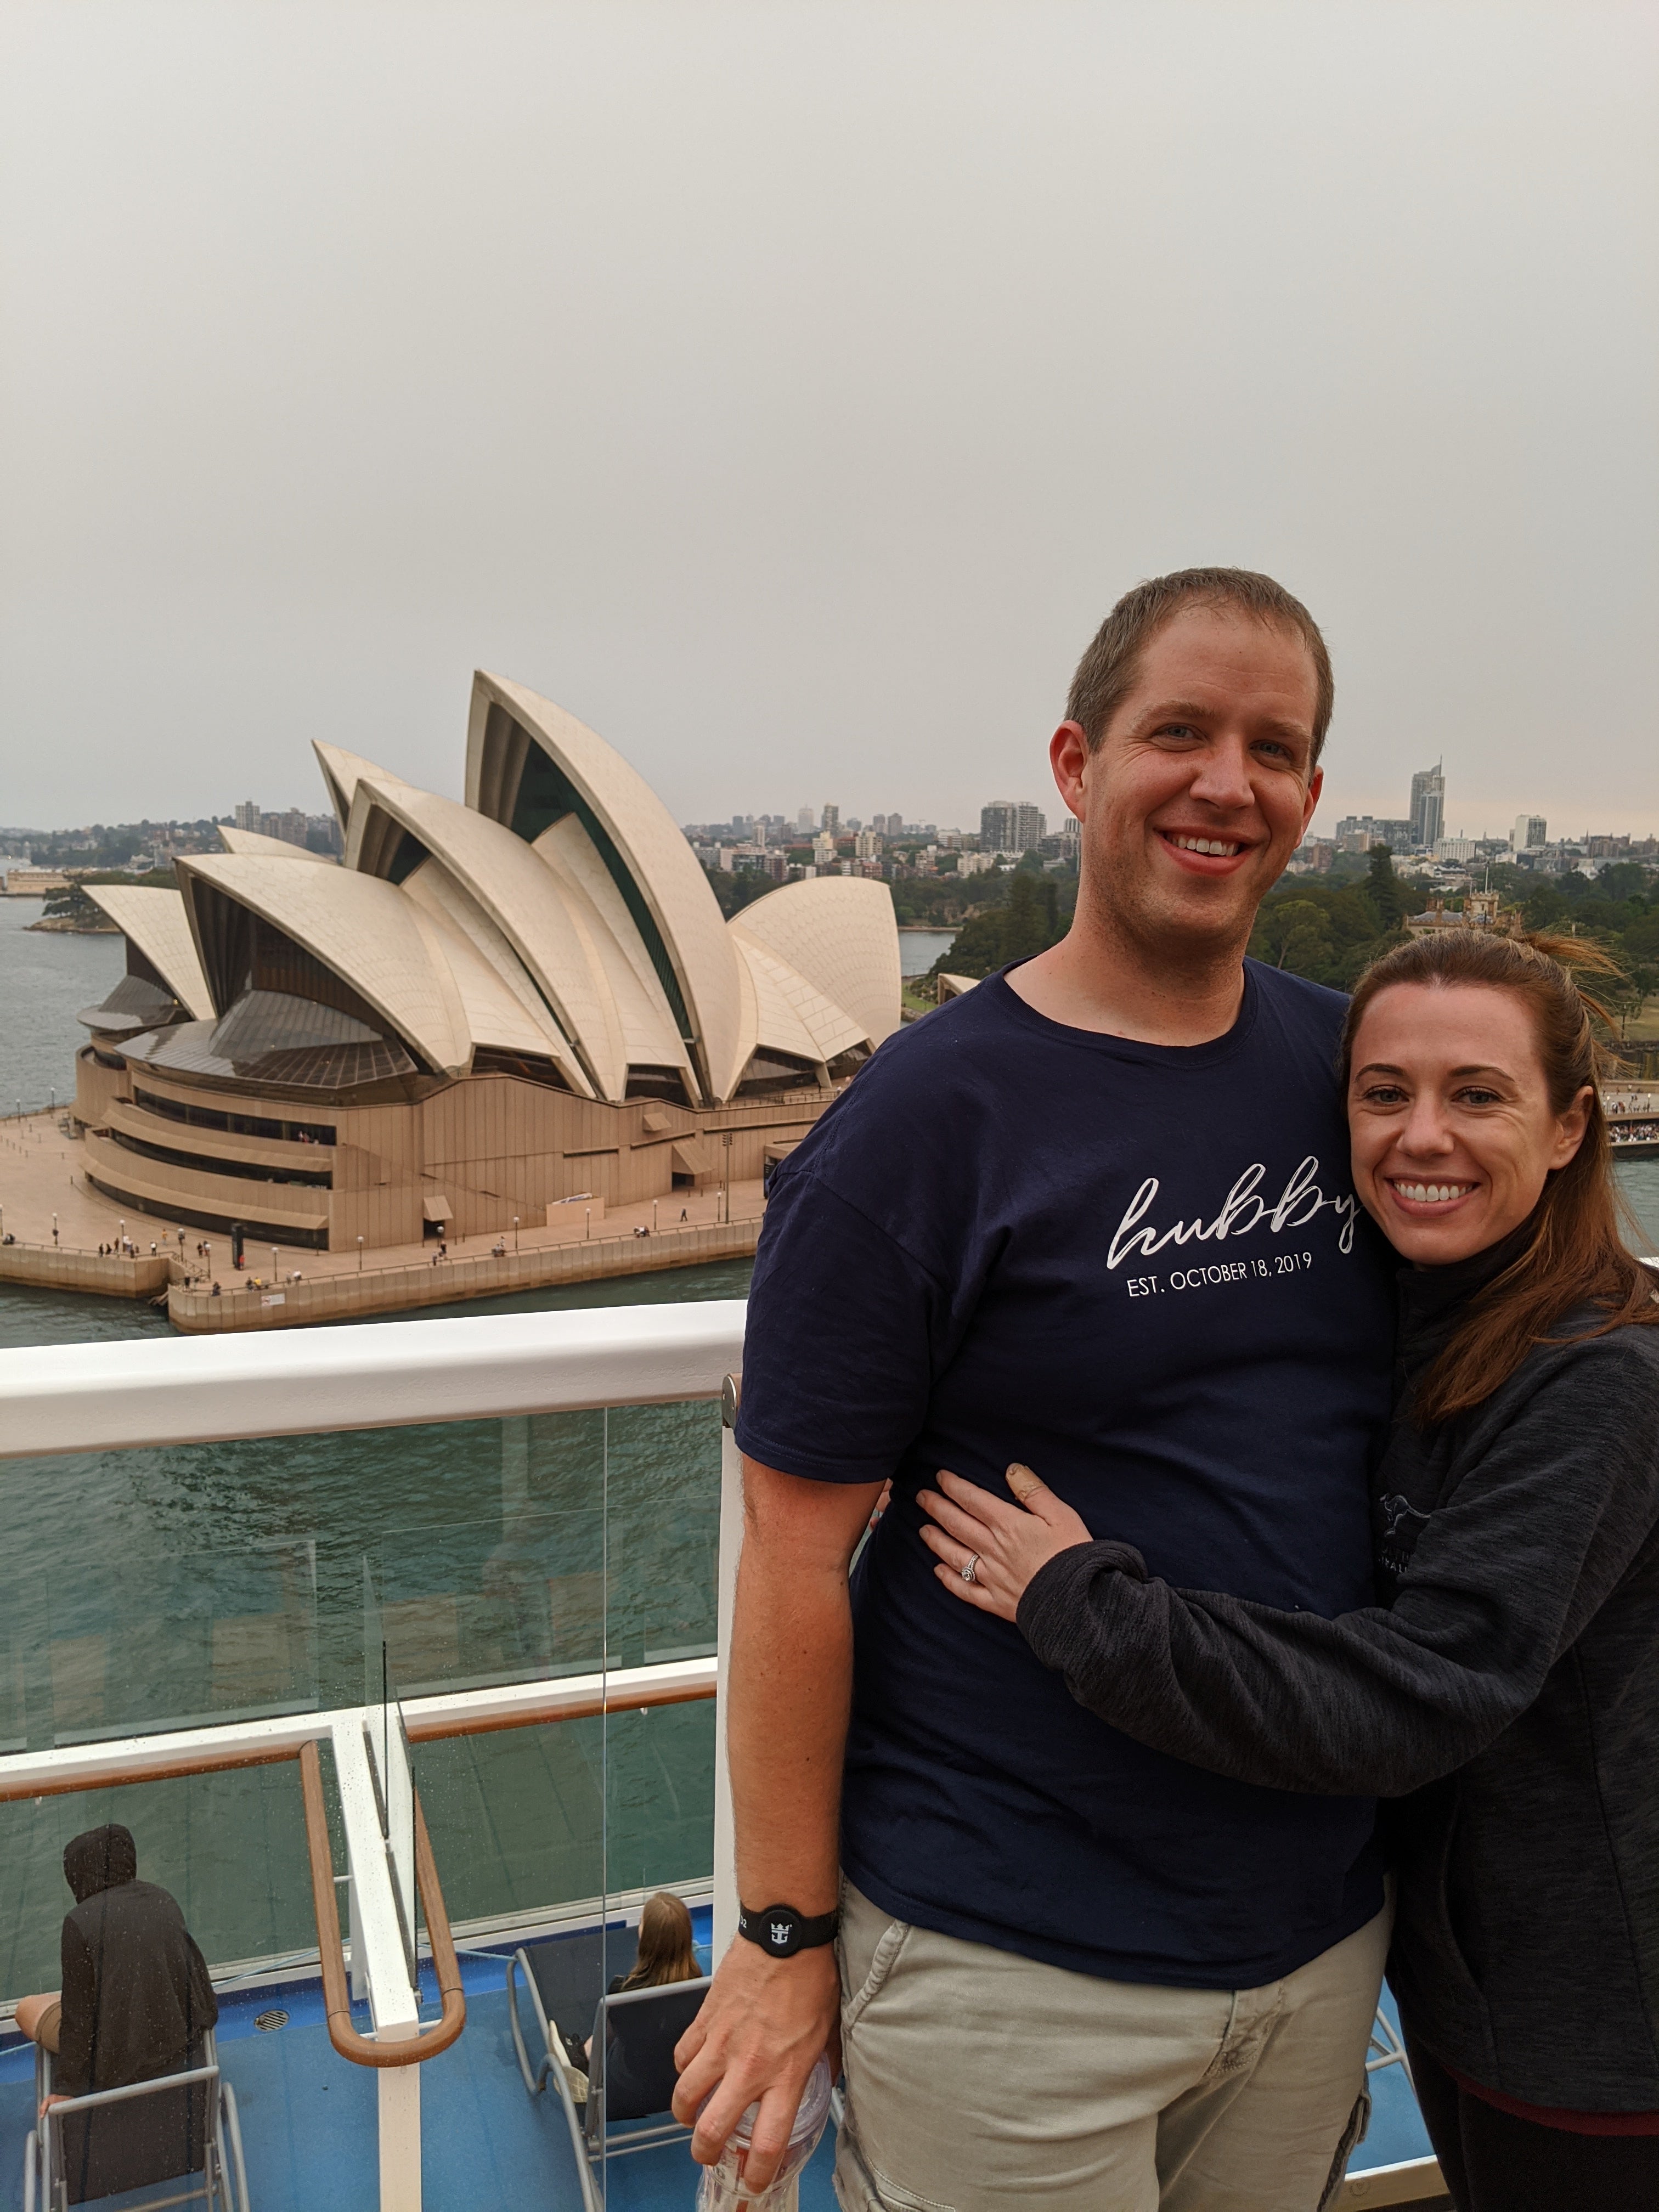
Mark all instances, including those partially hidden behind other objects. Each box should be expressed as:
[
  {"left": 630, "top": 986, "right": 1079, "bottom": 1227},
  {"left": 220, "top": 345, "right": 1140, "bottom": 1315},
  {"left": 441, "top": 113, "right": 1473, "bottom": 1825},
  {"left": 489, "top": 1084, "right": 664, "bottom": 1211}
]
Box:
[
  {"left": 357, "top": 1237, "right": 365, "bottom": 1273},
  {"left": 512, "top": 1216, "right": 519, "bottom": 1252}
]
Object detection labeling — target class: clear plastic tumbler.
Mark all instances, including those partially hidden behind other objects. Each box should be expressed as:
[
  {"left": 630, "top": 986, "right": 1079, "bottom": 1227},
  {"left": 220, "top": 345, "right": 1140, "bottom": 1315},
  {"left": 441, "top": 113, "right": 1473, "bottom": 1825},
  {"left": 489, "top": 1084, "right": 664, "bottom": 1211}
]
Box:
[{"left": 696, "top": 2054, "right": 833, "bottom": 2210}]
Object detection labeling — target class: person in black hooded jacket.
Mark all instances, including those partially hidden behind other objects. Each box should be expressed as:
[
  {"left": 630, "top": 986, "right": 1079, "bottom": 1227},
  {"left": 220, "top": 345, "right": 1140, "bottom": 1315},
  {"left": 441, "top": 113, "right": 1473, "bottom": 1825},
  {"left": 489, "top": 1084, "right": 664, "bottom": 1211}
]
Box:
[
  {"left": 16, "top": 1824, "right": 219, "bottom": 2198},
  {"left": 919, "top": 929, "right": 1659, "bottom": 2212}
]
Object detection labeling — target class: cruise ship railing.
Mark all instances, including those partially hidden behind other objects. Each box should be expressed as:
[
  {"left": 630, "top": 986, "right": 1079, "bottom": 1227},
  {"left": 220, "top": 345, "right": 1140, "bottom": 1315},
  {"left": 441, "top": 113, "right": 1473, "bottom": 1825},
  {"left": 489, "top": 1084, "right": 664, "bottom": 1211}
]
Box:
[
  {"left": 0, "top": 1304, "right": 745, "bottom": 2212},
  {"left": 0, "top": 1302, "right": 1444, "bottom": 2210}
]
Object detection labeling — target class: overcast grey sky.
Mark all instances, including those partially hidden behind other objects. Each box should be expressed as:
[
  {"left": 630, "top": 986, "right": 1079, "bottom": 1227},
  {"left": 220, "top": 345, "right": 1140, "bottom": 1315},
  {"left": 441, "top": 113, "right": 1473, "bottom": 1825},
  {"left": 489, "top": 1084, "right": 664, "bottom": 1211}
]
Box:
[{"left": 3, "top": 1, "right": 1655, "bottom": 841}]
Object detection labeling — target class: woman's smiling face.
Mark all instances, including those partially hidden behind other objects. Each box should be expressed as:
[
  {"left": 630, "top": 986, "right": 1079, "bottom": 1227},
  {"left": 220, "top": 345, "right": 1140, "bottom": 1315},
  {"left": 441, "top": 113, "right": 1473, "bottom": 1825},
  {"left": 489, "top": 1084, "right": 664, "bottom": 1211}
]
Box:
[{"left": 1347, "top": 981, "right": 1594, "bottom": 1266}]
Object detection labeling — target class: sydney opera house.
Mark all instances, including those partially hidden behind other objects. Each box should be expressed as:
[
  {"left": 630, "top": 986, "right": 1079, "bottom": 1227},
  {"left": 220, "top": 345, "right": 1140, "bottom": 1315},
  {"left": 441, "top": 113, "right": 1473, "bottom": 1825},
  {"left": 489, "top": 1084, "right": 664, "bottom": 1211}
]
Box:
[{"left": 72, "top": 672, "right": 900, "bottom": 1252}]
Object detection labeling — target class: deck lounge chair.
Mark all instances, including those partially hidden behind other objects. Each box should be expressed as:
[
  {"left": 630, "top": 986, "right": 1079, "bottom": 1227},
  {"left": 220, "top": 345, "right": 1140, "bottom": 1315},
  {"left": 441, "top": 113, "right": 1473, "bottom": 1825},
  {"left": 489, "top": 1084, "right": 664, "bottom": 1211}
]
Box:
[
  {"left": 508, "top": 1951, "right": 709, "bottom": 2212},
  {"left": 22, "top": 2024, "right": 249, "bottom": 2212}
]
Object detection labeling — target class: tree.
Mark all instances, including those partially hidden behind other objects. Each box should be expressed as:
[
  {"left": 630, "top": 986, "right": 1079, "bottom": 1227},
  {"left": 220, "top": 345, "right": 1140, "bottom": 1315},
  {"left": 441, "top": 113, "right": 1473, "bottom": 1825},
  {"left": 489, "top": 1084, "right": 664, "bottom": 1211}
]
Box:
[
  {"left": 1365, "top": 845, "right": 1408, "bottom": 931},
  {"left": 42, "top": 883, "right": 100, "bottom": 926},
  {"left": 1253, "top": 899, "right": 1336, "bottom": 976},
  {"left": 1611, "top": 961, "right": 1659, "bottom": 1040},
  {"left": 928, "top": 870, "right": 1063, "bottom": 980},
  {"left": 1522, "top": 882, "right": 1569, "bottom": 932}
]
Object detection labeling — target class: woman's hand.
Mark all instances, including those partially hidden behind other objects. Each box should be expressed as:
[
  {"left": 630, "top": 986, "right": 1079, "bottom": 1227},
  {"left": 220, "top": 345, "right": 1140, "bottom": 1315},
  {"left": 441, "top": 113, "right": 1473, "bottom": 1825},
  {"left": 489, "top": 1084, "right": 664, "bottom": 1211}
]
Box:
[{"left": 917, "top": 1464, "right": 1092, "bottom": 1623}]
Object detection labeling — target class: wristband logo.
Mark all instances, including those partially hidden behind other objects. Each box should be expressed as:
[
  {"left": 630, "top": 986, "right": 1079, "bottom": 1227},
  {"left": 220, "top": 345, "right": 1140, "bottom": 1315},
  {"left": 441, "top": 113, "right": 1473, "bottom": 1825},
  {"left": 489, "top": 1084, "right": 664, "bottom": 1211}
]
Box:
[
  {"left": 1108, "top": 1156, "right": 1358, "bottom": 1271},
  {"left": 771, "top": 1922, "right": 791, "bottom": 1948}
]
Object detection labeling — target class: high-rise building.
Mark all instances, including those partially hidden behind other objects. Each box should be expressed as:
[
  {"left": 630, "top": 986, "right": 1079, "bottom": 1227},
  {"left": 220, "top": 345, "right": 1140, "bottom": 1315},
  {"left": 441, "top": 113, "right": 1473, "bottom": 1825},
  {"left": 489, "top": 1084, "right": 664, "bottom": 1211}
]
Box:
[
  {"left": 796, "top": 806, "right": 815, "bottom": 833},
  {"left": 820, "top": 804, "right": 840, "bottom": 836},
  {"left": 1409, "top": 765, "right": 1444, "bottom": 851},
  {"left": 233, "top": 799, "right": 261, "bottom": 832},
  {"left": 980, "top": 801, "right": 1047, "bottom": 854},
  {"left": 1334, "top": 815, "right": 1413, "bottom": 854},
  {"left": 854, "top": 828, "right": 884, "bottom": 859},
  {"left": 1511, "top": 814, "right": 1547, "bottom": 853},
  {"left": 261, "top": 808, "right": 311, "bottom": 848}
]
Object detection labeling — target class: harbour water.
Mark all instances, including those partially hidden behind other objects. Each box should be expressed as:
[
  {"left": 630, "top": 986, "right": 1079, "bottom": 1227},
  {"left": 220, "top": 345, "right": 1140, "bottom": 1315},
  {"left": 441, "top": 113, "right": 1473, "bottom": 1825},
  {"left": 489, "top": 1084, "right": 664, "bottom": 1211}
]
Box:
[
  {"left": 898, "top": 926, "right": 956, "bottom": 975},
  {"left": 0, "top": 897, "right": 121, "bottom": 1115}
]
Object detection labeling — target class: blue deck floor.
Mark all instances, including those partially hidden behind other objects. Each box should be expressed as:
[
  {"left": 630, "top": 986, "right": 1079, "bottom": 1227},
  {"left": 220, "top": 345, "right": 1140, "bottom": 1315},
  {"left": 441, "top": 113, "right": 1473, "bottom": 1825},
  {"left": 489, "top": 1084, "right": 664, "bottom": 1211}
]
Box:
[{"left": 0, "top": 1955, "right": 1431, "bottom": 2209}]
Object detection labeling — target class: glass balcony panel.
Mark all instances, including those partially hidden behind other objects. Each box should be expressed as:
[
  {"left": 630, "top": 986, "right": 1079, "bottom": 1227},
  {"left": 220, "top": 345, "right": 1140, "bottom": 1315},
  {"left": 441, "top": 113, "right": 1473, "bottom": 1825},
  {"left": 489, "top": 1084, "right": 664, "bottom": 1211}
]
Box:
[
  {"left": 0, "top": 1763, "right": 315, "bottom": 2000},
  {"left": 42, "top": 1537, "right": 318, "bottom": 1746}
]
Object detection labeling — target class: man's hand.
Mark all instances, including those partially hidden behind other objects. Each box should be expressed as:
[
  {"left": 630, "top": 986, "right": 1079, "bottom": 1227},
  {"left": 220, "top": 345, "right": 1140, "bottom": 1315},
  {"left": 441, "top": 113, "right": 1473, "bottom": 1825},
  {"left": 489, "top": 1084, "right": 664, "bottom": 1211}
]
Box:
[
  {"left": 672, "top": 1939, "right": 839, "bottom": 2188},
  {"left": 918, "top": 1463, "right": 1092, "bottom": 1622}
]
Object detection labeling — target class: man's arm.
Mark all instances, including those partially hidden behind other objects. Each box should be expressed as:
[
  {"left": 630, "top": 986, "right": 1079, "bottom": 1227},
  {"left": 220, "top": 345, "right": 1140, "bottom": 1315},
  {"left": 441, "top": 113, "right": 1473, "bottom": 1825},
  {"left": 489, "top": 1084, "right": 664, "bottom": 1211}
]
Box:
[{"left": 672, "top": 1456, "right": 883, "bottom": 2187}]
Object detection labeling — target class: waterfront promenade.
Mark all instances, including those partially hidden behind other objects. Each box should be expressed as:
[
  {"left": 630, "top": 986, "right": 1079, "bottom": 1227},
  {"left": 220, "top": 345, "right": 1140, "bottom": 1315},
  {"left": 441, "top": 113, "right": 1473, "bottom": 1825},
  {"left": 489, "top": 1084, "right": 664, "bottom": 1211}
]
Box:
[{"left": 0, "top": 1105, "right": 767, "bottom": 1327}]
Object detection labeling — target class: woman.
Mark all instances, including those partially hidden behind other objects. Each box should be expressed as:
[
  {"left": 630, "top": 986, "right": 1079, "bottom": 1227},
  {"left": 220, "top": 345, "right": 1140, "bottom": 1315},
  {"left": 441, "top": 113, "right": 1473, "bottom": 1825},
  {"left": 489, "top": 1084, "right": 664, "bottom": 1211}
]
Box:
[
  {"left": 577, "top": 1892, "right": 701, "bottom": 2071},
  {"left": 616, "top": 1891, "right": 701, "bottom": 1992},
  {"left": 918, "top": 929, "right": 1659, "bottom": 2212}
]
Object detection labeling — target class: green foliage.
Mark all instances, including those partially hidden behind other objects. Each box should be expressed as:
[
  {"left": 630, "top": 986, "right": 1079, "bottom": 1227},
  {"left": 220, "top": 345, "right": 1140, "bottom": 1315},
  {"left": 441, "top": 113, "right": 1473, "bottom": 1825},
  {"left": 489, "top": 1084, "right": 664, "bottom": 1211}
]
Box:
[
  {"left": 1365, "top": 845, "right": 1408, "bottom": 930},
  {"left": 1249, "top": 877, "right": 1399, "bottom": 989},
  {"left": 1252, "top": 853, "right": 1659, "bottom": 1039},
  {"left": 41, "top": 884, "right": 99, "bottom": 923},
  {"left": 699, "top": 865, "right": 774, "bottom": 918},
  {"left": 928, "top": 871, "right": 1063, "bottom": 979},
  {"left": 40, "top": 868, "right": 177, "bottom": 927}
]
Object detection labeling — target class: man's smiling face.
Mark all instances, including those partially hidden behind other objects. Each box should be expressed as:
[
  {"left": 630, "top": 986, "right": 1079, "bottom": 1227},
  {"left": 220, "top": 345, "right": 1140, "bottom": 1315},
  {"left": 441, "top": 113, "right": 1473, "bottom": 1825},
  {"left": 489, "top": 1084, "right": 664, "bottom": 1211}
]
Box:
[{"left": 1065, "top": 603, "right": 1323, "bottom": 959}]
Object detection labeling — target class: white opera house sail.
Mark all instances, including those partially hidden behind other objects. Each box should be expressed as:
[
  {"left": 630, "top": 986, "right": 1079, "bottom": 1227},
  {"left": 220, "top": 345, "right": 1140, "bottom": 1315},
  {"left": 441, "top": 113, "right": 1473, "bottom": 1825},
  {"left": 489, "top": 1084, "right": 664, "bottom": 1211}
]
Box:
[{"left": 71, "top": 673, "right": 900, "bottom": 1253}]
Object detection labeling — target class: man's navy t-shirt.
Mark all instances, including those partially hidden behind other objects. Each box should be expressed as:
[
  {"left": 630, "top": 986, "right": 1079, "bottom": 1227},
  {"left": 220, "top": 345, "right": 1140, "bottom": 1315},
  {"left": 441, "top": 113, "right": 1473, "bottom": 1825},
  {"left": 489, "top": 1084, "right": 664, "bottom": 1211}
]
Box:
[{"left": 735, "top": 961, "right": 1395, "bottom": 1989}]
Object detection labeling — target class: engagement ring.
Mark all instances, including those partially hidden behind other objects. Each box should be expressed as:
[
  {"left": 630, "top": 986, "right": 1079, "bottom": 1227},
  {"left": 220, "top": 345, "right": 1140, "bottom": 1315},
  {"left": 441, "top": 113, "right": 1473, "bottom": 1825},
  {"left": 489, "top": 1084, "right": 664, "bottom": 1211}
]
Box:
[{"left": 962, "top": 1555, "right": 980, "bottom": 1584}]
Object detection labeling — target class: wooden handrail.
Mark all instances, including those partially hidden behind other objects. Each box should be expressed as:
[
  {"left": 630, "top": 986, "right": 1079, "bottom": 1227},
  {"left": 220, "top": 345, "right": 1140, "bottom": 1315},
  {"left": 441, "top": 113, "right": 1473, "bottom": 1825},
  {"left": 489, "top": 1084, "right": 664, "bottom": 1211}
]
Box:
[
  {"left": 403, "top": 1677, "right": 714, "bottom": 1743},
  {"left": 0, "top": 1744, "right": 299, "bottom": 1805},
  {"left": 298, "top": 1738, "right": 466, "bottom": 2067},
  {"left": 0, "top": 1672, "right": 716, "bottom": 1802}
]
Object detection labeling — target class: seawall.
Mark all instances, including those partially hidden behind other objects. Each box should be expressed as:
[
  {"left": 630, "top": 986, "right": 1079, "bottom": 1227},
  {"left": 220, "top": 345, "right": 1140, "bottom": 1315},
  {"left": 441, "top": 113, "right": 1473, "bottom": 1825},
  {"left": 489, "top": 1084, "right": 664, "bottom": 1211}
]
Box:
[
  {"left": 167, "top": 1211, "right": 761, "bottom": 1331},
  {"left": 0, "top": 1242, "right": 171, "bottom": 1299}
]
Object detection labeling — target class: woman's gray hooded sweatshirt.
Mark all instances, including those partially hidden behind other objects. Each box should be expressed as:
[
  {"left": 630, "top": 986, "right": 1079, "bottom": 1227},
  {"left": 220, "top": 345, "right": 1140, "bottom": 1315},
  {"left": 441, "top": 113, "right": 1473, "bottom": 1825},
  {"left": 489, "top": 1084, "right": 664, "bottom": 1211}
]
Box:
[{"left": 1018, "top": 1245, "right": 1659, "bottom": 2112}]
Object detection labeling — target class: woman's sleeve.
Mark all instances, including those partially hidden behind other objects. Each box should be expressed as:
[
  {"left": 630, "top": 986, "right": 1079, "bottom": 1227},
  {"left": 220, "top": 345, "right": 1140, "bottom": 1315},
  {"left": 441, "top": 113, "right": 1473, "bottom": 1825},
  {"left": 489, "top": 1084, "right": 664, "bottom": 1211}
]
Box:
[{"left": 1016, "top": 1336, "right": 1659, "bottom": 1796}]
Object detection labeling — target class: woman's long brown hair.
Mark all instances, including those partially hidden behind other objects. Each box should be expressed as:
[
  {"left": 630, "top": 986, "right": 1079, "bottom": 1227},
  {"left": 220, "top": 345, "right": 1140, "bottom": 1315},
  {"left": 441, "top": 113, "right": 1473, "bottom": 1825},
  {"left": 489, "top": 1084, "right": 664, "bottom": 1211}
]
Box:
[
  {"left": 620, "top": 1891, "right": 699, "bottom": 1989},
  {"left": 1339, "top": 927, "right": 1659, "bottom": 1424}
]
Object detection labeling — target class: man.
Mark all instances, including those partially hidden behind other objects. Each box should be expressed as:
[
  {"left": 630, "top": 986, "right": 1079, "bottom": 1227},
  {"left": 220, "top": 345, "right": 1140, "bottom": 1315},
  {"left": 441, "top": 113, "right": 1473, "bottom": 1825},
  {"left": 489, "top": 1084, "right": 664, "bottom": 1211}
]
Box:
[{"left": 674, "top": 569, "right": 1396, "bottom": 2209}]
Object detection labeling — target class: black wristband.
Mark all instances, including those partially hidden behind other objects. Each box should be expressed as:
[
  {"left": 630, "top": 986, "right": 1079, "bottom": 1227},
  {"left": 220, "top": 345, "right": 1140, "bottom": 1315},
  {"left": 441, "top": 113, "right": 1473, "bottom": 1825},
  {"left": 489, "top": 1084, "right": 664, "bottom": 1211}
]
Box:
[{"left": 736, "top": 1901, "right": 839, "bottom": 1959}]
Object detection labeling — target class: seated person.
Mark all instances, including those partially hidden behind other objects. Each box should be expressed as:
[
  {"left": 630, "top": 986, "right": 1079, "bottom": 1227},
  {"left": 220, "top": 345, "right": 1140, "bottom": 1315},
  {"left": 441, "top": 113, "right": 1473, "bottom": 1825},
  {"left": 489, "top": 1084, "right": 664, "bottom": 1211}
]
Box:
[
  {"left": 16, "top": 1825, "right": 219, "bottom": 2198},
  {"left": 611, "top": 1891, "right": 700, "bottom": 2001},
  {"left": 571, "top": 1892, "right": 702, "bottom": 2089}
]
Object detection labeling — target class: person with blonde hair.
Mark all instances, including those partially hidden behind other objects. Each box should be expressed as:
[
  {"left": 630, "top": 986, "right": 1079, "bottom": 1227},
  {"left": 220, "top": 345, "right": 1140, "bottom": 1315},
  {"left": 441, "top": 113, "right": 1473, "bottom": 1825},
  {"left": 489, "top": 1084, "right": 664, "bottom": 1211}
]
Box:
[{"left": 923, "top": 928, "right": 1659, "bottom": 2212}]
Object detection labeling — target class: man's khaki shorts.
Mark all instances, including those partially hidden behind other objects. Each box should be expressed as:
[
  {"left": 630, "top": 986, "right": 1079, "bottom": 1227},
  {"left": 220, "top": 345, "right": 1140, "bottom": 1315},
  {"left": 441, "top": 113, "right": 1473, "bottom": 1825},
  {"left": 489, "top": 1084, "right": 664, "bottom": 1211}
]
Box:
[{"left": 833, "top": 1880, "right": 1390, "bottom": 2212}]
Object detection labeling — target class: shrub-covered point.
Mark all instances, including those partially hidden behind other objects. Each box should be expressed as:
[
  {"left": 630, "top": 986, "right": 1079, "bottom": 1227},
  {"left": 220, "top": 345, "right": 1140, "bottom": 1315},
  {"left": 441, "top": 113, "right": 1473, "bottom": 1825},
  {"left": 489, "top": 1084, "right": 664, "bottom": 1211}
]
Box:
[{"left": 926, "top": 866, "right": 1073, "bottom": 981}]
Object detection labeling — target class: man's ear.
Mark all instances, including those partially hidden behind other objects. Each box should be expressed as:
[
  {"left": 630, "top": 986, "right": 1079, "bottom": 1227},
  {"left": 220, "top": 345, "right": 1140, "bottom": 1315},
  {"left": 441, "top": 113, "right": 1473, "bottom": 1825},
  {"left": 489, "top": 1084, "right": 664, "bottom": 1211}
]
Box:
[
  {"left": 1051, "top": 721, "right": 1090, "bottom": 821},
  {"left": 1299, "top": 765, "right": 1324, "bottom": 839}
]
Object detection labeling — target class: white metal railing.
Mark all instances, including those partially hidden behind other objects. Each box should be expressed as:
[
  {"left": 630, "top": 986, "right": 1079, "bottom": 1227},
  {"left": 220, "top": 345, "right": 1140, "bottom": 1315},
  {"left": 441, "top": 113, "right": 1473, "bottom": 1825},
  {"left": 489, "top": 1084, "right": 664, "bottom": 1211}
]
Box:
[
  {"left": 0, "top": 1301, "right": 1449, "bottom": 2210},
  {"left": 0, "top": 1301, "right": 748, "bottom": 2212},
  {"left": 0, "top": 1298, "right": 747, "bottom": 1458}
]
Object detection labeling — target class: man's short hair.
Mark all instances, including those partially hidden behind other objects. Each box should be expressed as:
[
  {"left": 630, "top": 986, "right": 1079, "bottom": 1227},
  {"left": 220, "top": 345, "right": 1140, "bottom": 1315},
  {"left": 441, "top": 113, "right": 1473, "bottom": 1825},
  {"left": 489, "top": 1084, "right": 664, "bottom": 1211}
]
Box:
[{"left": 1066, "top": 567, "right": 1334, "bottom": 764}]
